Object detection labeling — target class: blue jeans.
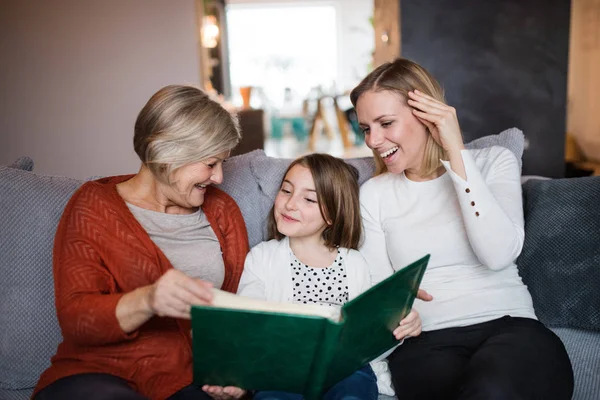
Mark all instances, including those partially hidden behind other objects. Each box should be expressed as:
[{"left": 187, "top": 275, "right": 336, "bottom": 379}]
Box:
[{"left": 253, "top": 365, "right": 377, "bottom": 400}]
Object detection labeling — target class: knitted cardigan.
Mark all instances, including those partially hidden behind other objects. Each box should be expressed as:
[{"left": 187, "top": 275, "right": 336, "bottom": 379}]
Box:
[{"left": 33, "top": 175, "right": 249, "bottom": 399}]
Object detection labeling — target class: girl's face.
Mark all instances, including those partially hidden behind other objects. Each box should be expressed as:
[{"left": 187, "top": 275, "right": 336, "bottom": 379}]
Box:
[
  {"left": 274, "top": 164, "right": 329, "bottom": 242},
  {"left": 356, "top": 90, "right": 429, "bottom": 175},
  {"left": 161, "top": 151, "right": 228, "bottom": 209}
]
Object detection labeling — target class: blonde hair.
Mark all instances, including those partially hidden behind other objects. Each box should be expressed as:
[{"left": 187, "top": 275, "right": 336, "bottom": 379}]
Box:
[
  {"left": 350, "top": 58, "right": 448, "bottom": 177},
  {"left": 133, "top": 85, "right": 241, "bottom": 182},
  {"left": 267, "top": 154, "right": 362, "bottom": 250}
]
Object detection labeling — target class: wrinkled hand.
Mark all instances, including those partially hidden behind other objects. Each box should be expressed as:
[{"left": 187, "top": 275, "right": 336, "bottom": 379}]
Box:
[
  {"left": 408, "top": 90, "right": 465, "bottom": 153},
  {"left": 203, "top": 385, "right": 246, "bottom": 400},
  {"left": 146, "top": 269, "right": 213, "bottom": 319},
  {"left": 393, "top": 309, "right": 422, "bottom": 340}
]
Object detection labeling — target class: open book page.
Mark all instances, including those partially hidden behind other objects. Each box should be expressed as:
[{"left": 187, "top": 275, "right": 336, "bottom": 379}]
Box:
[{"left": 211, "top": 288, "right": 341, "bottom": 321}]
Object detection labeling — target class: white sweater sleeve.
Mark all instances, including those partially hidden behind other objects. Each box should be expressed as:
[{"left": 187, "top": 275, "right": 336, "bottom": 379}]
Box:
[
  {"left": 440, "top": 147, "right": 525, "bottom": 270},
  {"left": 236, "top": 245, "right": 268, "bottom": 300},
  {"left": 345, "top": 249, "right": 372, "bottom": 299},
  {"left": 359, "top": 184, "right": 396, "bottom": 285}
]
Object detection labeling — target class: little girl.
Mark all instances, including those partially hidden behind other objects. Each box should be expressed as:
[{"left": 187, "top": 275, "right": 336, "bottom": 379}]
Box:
[{"left": 237, "top": 153, "right": 423, "bottom": 399}]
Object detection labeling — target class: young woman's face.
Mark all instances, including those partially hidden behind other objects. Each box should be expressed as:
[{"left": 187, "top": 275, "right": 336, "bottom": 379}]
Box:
[
  {"left": 356, "top": 90, "right": 429, "bottom": 175},
  {"left": 274, "top": 164, "right": 329, "bottom": 242},
  {"left": 163, "top": 151, "right": 229, "bottom": 209}
]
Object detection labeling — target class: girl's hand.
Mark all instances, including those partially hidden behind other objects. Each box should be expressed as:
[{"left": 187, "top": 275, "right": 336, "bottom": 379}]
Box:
[
  {"left": 393, "top": 309, "right": 422, "bottom": 340},
  {"left": 146, "top": 269, "right": 213, "bottom": 319},
  {"left": 202, "top": 385, "right": 246, "bottom": 400},
  {"left": 407, "top": 90, "right": 465, "bottom": 154}
]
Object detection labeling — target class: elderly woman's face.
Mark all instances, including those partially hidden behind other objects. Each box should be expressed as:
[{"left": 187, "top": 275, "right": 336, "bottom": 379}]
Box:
[
  {"left": 356, "top": 90, "right": 429, "bottom": 175},
  {"left": 166, "top": 151, "right": 229, "bottom": 209}
]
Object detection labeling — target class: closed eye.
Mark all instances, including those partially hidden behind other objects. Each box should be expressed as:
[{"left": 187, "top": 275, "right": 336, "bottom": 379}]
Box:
[
  {"left": 305, "top": 198, "right": 317, "bottom": 203},
  {"left": 280, "top": 188, "right": 291, "bottom": 194},
  {"left": 381, "top": 121, "right": 392, "bottom": 128},
  {"left": 204, "top": 159, "right": 221, "bottom": 169}
]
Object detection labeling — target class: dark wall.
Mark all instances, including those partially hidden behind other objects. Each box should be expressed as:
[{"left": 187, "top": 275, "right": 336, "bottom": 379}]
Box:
[{"left": 401, "top": 0, "right": 571, "bottom": 177}]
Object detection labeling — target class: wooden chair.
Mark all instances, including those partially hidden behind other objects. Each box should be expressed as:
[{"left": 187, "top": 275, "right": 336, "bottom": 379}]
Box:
[{"left": 307, "top": 95, "right": 352, "bottom": 151}]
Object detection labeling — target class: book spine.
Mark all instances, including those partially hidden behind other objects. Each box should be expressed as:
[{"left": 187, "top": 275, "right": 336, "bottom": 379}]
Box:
[{"left": 303, "top": 319, "right": 344, "bottom": 400}]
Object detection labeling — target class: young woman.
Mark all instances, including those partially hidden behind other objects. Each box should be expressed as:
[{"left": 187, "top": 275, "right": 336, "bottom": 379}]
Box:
[
  {"left": 352, "top": 58, "right": 574, "bottom": 399},
  {"left": 237, "top": 153, "right": 423, "bottom": 399}
]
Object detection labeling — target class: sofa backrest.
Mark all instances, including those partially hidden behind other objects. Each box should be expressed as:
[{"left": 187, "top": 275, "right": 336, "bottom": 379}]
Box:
[
  {"left": 7, "top": 156, "right": 34, "bottom": 171},
  {"left": 0, "top": 166, "right": 83, "bottom": 389}
]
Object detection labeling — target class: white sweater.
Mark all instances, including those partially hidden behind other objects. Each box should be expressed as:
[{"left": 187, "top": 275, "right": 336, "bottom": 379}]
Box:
[
  {"left": 237, "top": 237, "right": 370, "bottom": 302},
  {"left": 237, "top": 237, "right": 396, "bottom": 395},
  {"left": 359, "top": 146, "right": 537, "bottom": 332}
]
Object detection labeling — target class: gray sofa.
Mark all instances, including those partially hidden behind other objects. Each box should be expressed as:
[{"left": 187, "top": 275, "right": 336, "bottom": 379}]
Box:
[{"left": 1, "top": 130, "right": 598, "bottom": 400}]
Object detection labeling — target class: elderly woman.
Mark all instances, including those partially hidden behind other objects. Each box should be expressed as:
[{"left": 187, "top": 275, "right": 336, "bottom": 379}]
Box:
[
  {"left": 33, "top": 86, "right": 249, "bottom": 400},
  {"left": 352, "top": 59, "right": 573, "bottom": 400}
]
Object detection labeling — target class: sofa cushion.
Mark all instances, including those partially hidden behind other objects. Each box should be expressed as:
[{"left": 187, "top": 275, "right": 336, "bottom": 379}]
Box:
[
  {"left": 551, "top": 328, "right": 600, "bottom": 400},
  {"left": 464, "top": 127, "right": 524, "bottom": 170},
  {"left": 219, "top": 150, "right": 268, "bottom": 248},
  {"left": 6, "top": 157, "right": 34, "bottom": 171},
  {"left": 0, "top": 167, "right": 83, "bottom": 389},
  {"left": 518, "top": 176, "right": 600, "bottom": 331},
  {"left": 0, "top": 387, "right": 32, "bottom": 400},
  {"left": 248, "top": 128, "right": 525, "bottom": 247}
]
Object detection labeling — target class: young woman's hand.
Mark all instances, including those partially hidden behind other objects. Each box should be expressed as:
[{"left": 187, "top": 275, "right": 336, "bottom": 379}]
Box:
[
  {"left": 146, "top": 269, "right": 213, "bottom": 319},
  {"left": 417, "top": 289, "right": 433, "bottom": 302},
  {"left": 407, "top": 90, "right": 465, "bottom": 154},
  {"left": 393, "top": 309, "right": 422, "bottom": 340},
  {"left": 202, "top": 385, "right": 246, "bottom": 400}
]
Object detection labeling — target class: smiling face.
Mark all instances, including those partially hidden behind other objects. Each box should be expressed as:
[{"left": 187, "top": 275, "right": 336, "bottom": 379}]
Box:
[
  {"left": 356, "top": 90, "right": 429, "bottom": 175},
  {"left": 273, "top": 164, "right": 329, "bottom": 242},
  {"left": 161, "top": 151, "right": 229, "bottom": 209}
]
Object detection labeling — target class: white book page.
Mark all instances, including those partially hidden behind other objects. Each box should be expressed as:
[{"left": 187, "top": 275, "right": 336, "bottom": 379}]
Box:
[{"left": 210, "top": 288, "right": 341, "bottom": 321}]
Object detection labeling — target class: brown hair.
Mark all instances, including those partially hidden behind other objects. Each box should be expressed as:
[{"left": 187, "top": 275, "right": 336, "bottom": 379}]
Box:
[
  {"left": 133, "top": 85, "right": 241, "bottom": 183},
  {"left": 267, "top": 154, "right": 362, "bottom": 250},
  {"left": 350, "top": 58, "right": 448, "bottom": 177}
]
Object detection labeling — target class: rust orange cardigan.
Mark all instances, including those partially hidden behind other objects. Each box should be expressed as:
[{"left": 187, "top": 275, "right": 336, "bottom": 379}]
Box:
[{"left": 33, "top": 175, "right": 249, "bottom": 399}]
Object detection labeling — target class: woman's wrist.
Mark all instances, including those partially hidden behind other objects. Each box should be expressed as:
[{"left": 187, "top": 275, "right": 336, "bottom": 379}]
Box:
[
  {"left": 116, "top": 285, "right": 155, "bottom": 333},
  {"left": 446, "top": 146, "right": 467, "bottom": 180},
  {"left": 139, "top": 285, "right": 156, "bottom": 317},
  {"left": 445, "top": 143, "right": 465, "bottom": 157}
]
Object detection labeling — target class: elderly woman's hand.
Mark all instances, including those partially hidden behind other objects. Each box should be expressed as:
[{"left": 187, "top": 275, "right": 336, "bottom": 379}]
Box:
[
  {"left": 202, "top": 385, "right": 246, "bottom": 400},
  {"left": 393, "top": 309, "right": 422, "bottom": 340},
  {"left": 146, "top": 269, "right": 214, "bottom": 319}
]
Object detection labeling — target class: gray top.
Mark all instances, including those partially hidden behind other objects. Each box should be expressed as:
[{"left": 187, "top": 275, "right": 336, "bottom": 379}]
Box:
[{"left": 126, "top": 203, "right": 225, "bottom": 289}]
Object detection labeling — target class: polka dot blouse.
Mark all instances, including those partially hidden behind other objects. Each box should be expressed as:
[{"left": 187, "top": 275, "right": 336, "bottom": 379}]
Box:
[{"left": 291, "top": 248, "right": 349, "bottom": 308}]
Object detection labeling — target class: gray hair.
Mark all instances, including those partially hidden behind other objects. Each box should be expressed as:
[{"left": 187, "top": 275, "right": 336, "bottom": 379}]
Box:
[{"left": 133, "top": 85, "right": 241, "bottom": 182}]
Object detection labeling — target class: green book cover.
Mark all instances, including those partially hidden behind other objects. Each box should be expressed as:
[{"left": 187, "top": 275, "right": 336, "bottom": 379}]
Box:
[{"left": 191, "top": 254, "right": 429, "bottom": 399}]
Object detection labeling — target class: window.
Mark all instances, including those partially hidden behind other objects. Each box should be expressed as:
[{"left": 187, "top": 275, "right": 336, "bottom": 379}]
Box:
[{"left": 227, "top": 3, "right": 338, "bottom": 109}]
